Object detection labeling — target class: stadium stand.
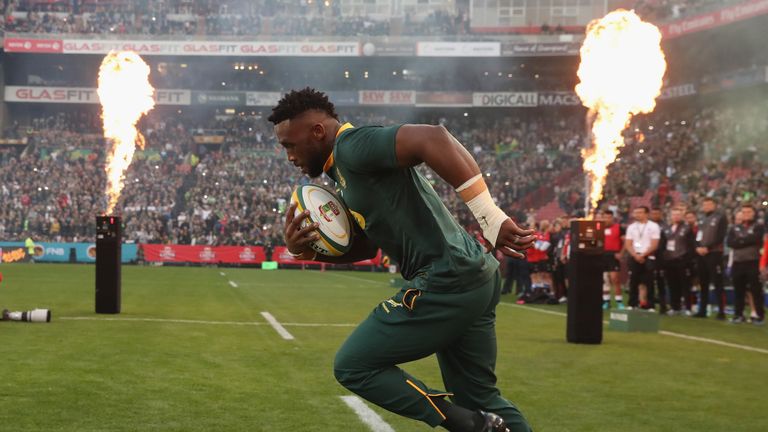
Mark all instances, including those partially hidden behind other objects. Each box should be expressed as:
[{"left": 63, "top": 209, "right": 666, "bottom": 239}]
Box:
[{"left": 2, "top": 103, "right": 765, "bottom": 245}]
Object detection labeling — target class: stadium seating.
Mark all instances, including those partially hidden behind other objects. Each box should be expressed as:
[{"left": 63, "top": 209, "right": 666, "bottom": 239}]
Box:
[{"left": 1, "top": 103, "right": 765, "bottom": 245}]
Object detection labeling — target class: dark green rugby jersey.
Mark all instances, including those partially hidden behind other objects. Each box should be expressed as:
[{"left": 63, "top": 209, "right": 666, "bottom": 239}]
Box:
[{"left": 325, "top": 123, "right": 498, "bottom": 292}]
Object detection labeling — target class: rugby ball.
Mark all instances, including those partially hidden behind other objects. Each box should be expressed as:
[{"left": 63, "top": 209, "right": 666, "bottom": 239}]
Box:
[{"left": 290, "top": 184, "right": 353, "bottom": 257}]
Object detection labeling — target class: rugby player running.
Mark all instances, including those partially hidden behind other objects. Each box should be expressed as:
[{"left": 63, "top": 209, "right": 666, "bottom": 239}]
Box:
[{"left": 272, "top": 88, "right": 535, "bottom": 432}]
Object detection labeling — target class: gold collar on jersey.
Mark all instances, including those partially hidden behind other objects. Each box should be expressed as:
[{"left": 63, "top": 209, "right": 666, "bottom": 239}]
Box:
[{"left": 323, "top": 123, "right": 354, "bottom": 173}]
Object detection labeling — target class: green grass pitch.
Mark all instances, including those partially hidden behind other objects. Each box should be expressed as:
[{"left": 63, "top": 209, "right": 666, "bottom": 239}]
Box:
[{"left": 1, "top": 264, "right": 766, "bottom": 431}]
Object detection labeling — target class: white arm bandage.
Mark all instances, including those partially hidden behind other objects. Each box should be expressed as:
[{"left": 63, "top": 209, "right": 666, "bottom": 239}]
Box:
[{"left": 457, "top": 174, "right": 509, "bottom": 246}]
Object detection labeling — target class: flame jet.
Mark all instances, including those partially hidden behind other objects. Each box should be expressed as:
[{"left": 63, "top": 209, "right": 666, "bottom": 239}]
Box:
[
  {"left": 97, "top": 51, "right": 155, "bottom": 214},
  {"left": 575, "top": 10, "right": 667, "bottom": 211}
]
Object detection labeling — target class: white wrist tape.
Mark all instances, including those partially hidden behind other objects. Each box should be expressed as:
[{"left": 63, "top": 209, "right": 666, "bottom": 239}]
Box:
[
  {"left": 457, "top": 175, "right": 509, "bottom": 246},
  {"left": 465, "top": 190, "right": 509, "bottom": 246}
]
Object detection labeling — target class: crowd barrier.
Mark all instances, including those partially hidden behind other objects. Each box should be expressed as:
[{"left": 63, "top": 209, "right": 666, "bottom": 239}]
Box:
[
  {"left": 1, "top": 242, "right": 382, "bottom": 267},
  {"left": 142, "top": 244, "right": 381, "bottom": 266},
  {"left": 141, "top": 244, "right": 267, "bottom": 264},
  {"left": 0, "top": 242, "right": 137, "bottom": 263}
]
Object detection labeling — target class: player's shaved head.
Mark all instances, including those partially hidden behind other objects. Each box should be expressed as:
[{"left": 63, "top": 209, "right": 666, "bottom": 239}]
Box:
[{"left": 271, "top": 88, "right": 340, "bottom": 178}]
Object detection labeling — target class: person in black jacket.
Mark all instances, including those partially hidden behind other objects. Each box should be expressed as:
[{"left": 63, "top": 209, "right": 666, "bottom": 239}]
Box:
[
  {"left": 684, "top": 210, "right": 700, "bottom": 309},
  {"left": 663, "top": 207, "right": 696, "bottom": 315},
  {"left": 549, "top": 220, "right": 568, "bottom": 302},
  {"left": 694, "top": 198, "right": 728, "bottom": 319},
  {"left": 726, "top": 204, "right": 765, "bottom": 325},
  {"left": 650, "top": 207, "right": 668, "bottom": 313}
]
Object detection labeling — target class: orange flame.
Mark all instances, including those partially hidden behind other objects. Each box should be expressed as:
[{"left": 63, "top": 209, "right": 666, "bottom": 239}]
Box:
[
  {"left": 97, "top": 51, "right": 155, "bottom": 214},
  {"left": 575, "top": 10, "right": 666, "bottom": 211}
]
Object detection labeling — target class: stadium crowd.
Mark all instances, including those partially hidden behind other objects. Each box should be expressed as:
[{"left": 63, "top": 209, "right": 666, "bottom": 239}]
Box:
[
  {"left": 0, "top": 124, "right": 185, "bottom": 243},
  {"left": 1, "top": 0, "right": 471, "bottom": 37},
  {"left": 1, "top": 0, "right": 747, "bottom": 37},
  {"left": 2, "top": 100, "right": 766, "bottom": 321},
  {"left": 2, "top": 102, "right": 765, "bottom": 246},
  {"left": 2, "top": 108, "right": 591, "bottom": 245}
]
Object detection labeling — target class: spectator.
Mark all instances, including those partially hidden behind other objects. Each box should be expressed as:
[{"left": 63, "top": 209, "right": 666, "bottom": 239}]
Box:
[
  {"left": 601, "top": 209, "right": 625, "bottom": 310},
  {"left": 550, "top": 219, "right": 568, "bottom": 303},
  {"left": 625, "top": 206, "right": 661, "bottom": 310},
  {"left": 663, "top": 207, "right": 696, "bottom": 315},
  {"left": 518, "top": 219, "right": 552, "bottom": 304},
  {"left": 24, "top": 232, "right": 35, "bottom": 263},
  {"left": 650, "top": 207, "right": 669, "bottom": 313},
  {"left": 694, "top": 197, "right": 728, "bottom": 319},
  {"left": 761, "top": 232, "right": 768, "bottom": 282},
  {"left": 726, "top": 204, "right": 765, "bottom": 325}
]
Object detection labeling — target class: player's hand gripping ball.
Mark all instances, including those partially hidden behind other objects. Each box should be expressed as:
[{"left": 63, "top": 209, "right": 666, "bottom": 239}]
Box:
[{"left": 289, "top": 184, "right": 353, "bottom": 257}]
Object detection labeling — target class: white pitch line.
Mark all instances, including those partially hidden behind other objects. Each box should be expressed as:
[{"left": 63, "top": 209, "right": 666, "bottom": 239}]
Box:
[
  {"left": 499, "top": 302, "right": 767, "bottom": 355},
  {"left": 499, "top": 302, "right": 567, "bottom": 317},
  {"left": 282, "top": 322, "right": 357, "bottom": 327},
  {"left": 659, "top": 331, "right": 768, "bottom": 355},
  {"left": 237, "top": 282, "right": 347, "bottom": 288},
  {"left": 260, "top": 312, "right": 295, "bottom": 340},
  {"left": 340, "top": 396, "right": 396, "bottom": 432},
  {"left": 60, "top": 316, "right": 357, "bottom": 327},
  {"left": 60, "top": 316, "right": 266, "bottom": 326},
  {"left": 325, "top": 272, "right": 385, "bottom": 285},
  {"left": 228, "top": 280, "right": 238, "bottom": 288},
  {"left": 219, "top": 271, "right": 226, "bottom": 276}
]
